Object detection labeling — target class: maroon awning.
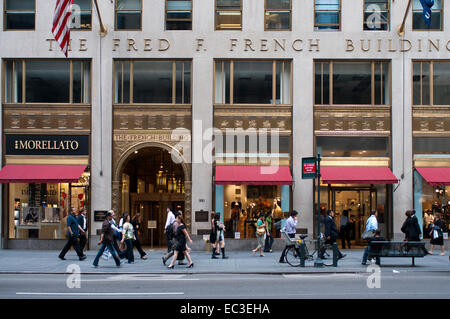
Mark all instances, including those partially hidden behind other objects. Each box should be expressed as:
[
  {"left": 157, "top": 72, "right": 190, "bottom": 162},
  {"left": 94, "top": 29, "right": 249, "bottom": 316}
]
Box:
[
  {"left": 416, "top": 167, "right": 450, "bottom": 186},
  {"left": 215, "top": 166, "right": 292, "bottom": 185},
  {"left": 321, "top": 166, "right": 398, "bottom": 184},
  {"left": 0, "top": 165, "right": 87, "bottom": 183}
]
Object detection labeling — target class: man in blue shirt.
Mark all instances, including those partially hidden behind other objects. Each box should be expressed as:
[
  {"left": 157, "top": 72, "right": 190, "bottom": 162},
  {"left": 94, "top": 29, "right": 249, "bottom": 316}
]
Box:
[{"left": 58, "top": 207, "right": 86, "bottom": 261}]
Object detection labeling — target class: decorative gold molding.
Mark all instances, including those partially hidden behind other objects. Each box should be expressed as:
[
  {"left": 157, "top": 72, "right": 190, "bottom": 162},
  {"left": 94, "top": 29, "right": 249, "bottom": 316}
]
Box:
[
  {"left": 5, "top": 156, "right": 89, "bottom": 165},
  {"left": 414, "top": 157, "right": 450, "bottom": 167},
  {"left": 321, "top": 157, "right": 390, "bottom": 167}
]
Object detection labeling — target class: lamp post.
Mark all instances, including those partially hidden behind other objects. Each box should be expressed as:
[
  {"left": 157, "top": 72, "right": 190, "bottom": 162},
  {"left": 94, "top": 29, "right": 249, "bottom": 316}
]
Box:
[{"left": 314, "top": 154, "right": 324, "bottom": 268}]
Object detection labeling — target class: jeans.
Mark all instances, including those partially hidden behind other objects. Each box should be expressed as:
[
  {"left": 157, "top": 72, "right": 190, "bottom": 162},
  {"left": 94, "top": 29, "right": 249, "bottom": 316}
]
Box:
[
  {"left": 279, "top": 233, "right": 295, "bottom": 262},
  {"left": 264, "top": 233, "right": 274, "bottom": 252},
  {"left": 93, "top": 242, "right": 120, "bottom": 266},
  {"left": 124, "top": 239, "right": 134, "bottom": 263},
  {"left": 133, "top": 235, "right": 147, "bottom": 257},
  {"left": 362, "top": 246, "right": 380, "bottom": 264}
]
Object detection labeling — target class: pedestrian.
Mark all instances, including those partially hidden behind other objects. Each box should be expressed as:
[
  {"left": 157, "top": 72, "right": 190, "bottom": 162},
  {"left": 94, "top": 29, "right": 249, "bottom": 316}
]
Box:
[
  {"left": 121, "top": 213, "right": 135, "bottom": 264},
  {"left": 92, "top": 211, "right": 122, "bottom": 268},
  {"left": 279, "top": 210, "right": 298, "bottom": 263},
  {"left": 110, "top": 210, "right": 126, "bottom": 259},
  {"left": 339, "top": 210, "right": 351, "bottom": 249},
  {"left": 361, "top": 230, "right": 386, "bottom": 265},
  {"left": 320, "top": 210, "right": 345, "bottom": 259},
  {"left": 164, "top": 206, "right": 176, "bottom": 253},
  {"left": 167, "top": 213, "right": 194, "bottom": 269},
  {"left": 401, "top": 209, "right": 422, "bottom": 241},
  {"left": 131, "top": 213, "right": 147, "bottom": 260},
  {"left": 361, "top": 210, "right": 378, "bottom": 264},
  {"left": 77, "top": 207, "right": 88, "bottom": 252},
  {"left": 252, "top": 213, "right": 266, "bottom": 257},
  {"left": 263, "top": 210, "right": 274, "bottom": 253},
  {"left": 162, "top": 211, "right": 189, "bottom": 265},
  {"left": 58, "top": 207, "right": 86, "bottom": 261},
  {"left": 212, "top": 212, "right": 228, "bottom": 259},
  {"left": 209, "top": 212, "right": 218, "bottom": 258},
  {"left": 428, "top": 213, "right": 445, "bottom": 256}
]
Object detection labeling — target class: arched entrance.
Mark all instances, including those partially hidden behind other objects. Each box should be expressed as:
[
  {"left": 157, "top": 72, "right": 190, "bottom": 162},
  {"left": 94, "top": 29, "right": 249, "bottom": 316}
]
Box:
[{"left": 112, "top": 142, "right": 191, "bottom": 248}]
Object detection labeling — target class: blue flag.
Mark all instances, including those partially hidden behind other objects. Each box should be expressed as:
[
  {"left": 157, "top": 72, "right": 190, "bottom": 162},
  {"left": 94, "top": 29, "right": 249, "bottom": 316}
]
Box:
[{"left": 419, "top": 0, "right": 434, "bottom": 27}]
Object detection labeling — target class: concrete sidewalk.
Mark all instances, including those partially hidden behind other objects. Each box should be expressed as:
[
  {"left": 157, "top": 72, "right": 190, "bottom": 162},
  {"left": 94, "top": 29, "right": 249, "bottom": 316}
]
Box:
[{"left": 0, "top": 248, "right": 448, "bottom": 274}]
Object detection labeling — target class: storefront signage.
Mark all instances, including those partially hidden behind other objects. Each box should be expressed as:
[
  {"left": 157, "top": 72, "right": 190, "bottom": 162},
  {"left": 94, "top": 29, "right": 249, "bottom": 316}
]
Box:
[
  {"left": 94, "top": 210, "right": 108, "bottom": 222},
  {"left": 5, "top": 134, "right": 89, "bottom": 156},
  {"left": 302, "top": 157, "right": 317, "bottom": 179},
  {"left": 147, "top": 220, "right": 157, "bottom": 229}
]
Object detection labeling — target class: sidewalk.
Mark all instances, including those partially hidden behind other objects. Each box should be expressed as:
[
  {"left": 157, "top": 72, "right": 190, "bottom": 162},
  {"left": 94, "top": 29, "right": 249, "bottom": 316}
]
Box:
[{"left": 0, "top": 249, "right": 448, "bottom": 274}]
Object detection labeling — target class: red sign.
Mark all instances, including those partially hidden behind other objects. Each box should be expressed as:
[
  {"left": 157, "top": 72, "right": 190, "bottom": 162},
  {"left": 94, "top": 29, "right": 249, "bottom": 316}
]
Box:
[{"left": 303, "top": 163, "right": 316, "bottom": 174}]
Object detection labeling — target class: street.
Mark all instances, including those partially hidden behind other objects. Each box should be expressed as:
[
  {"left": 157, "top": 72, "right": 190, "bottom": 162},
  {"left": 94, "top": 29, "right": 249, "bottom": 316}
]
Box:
[{"left": 1, "top": 272, "right": 449, "bottom": 299}]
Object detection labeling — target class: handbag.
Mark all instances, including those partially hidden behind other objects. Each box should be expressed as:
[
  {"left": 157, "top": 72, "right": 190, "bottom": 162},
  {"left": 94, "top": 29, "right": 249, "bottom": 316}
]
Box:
[
  {"left": 362, "top": 230, "right": 374, "bottom": 240},
  {"left": 257, "top": 227, "right": 266, "bottom": 236},
  {"left": 119, "top": 241, "right": 126, "bottom": 251}
]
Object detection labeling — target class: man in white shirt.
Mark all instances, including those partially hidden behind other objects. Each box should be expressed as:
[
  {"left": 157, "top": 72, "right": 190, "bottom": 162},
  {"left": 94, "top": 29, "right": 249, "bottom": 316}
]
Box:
[
  {"left": 164, "top": 206, "right": 175, "bottom": 253},
  {"left": 362, "top": 210, "right": 378, "bottom": 265},
  {"left": 279, "top": 211, "right": 298, "bottom": 263}
]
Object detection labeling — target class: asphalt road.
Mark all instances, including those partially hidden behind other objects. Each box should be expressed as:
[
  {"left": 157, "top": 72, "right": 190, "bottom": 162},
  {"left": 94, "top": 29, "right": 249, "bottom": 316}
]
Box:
[{"left": 1, "top": 272, "right": 449, "bottom": 299}]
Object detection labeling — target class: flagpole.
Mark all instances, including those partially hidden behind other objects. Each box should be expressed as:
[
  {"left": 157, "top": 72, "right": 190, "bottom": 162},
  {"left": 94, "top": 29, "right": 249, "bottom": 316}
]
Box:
[
  {"left": 93, "top": 0, "right": 107, "bottom": 37},
  {"left": 397, "top": 0, "right": 412, "bottom": 36}
]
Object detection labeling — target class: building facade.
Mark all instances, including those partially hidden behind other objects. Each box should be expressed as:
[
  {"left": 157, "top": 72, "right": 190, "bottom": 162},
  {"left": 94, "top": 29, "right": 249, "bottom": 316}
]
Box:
[{"left": 0, "top": 0, "right": 449, "bottom": 249}]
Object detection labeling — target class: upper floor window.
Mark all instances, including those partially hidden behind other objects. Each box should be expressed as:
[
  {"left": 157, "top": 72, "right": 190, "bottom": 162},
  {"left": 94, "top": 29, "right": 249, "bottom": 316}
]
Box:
[
  {"left": 166, "top": 0, "right": 192, "bottom": 30},
  {"left": 265, "top": 0, "right": 291, "bottom": 31},
  {"left": 214, "top": 60, "right": 292, "bottom": 105},
  {"left": 115, "top": 0, "right": 142, "bottom": 30},
  {"left": 114, "top": 60, "right": 192, "bottom": 104},
  {"left": 314, "top": 0, "right": 340, "bottom": 31},
  {"left": 314, "top": 60, "right": 390, "bottom": 105},
  {"left": 413, "top": 61, "right": 450, "bottom": 106},
  {"left": 363, "top": 0, "right": 390, "bottom": 31},
  {"left": 413, "top": 0, "right": 442, "bottom": 31},
  {"left": 4, "top": 60, "right": 91, "bottom": 104},
  {"left": 4, "top": 0, "right": 35, "bottom": 30},
  {"left": 71, "top": 0, "right": 92, "bottom": 30},
  {"left": 215, "top": 0, "right": 242, "bottom": 30}
]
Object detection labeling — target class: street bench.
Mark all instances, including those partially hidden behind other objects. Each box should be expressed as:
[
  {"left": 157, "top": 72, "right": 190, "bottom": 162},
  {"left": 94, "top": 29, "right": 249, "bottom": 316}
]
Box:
[{"left": 368, "top": 241, "right": 428, "bottom": 266}]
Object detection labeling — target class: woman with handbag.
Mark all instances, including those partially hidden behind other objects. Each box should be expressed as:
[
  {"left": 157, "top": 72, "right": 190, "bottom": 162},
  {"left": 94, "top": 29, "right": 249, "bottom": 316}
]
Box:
[
  {"left": 120, "top": 213, "right": 135, "bottom": 264},
  {"left": 428, "top": 213, "right": 445, "bottom": 256},
  {"left": 252, "top": 213, "right": 266, "bottom": 257}
]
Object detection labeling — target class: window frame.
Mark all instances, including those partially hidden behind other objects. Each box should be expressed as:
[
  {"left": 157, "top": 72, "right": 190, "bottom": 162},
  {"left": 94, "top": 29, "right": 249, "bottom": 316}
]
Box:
[
  {"left": 363, "top": 0, "right": 390, "bottom": 31},
  {"left": 412, "top": 60, "right": 450, "bottom": 106},
  {"left": 412, "top": 0, "right": 443, "bottom": 31},
  {"left": 314, "top": 60, "right": 392, "bottom": 107},
  {"left": 215, "top": 0, "right": 242, "bottom": 31},
  {"left": 165, "top": 0, "right": 193, "bottom": 31},
  {"left": 264, "top": 0, "right": 292, "bottom": 31},
  {"left": 115, "top": 0, "right": 142, "bottom": 31},
  {"left": 2, "top": 59, "right": 92, "bottom": 105},
  {"left": 71, "top": 0, "right": 93, "bottom": 31},
  {"left": 113, "top": 59, "right": 193, "bottom": 105},
  {"left": 314, "top": 0, "right": 341, "bottom": 31},
  {"left": 213, "top": 59, "right": 293, "bottom": 106},
  {"left": 3, "top": 0, "right": 36, "bottom": 31}
]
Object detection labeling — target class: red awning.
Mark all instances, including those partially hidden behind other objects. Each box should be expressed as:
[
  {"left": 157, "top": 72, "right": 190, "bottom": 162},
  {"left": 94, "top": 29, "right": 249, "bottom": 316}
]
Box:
[
  {"left": 416, "top": 167, "right": 450, "bottom": 186},
  {"left": 321, "top": 166, "right": 398, "bottom": 184},
  {"left": 0, "top": 165, "right": 87, "bottom": 183},
  {"left": 215, "top": 166, "right": 292, "bottom": 185}
]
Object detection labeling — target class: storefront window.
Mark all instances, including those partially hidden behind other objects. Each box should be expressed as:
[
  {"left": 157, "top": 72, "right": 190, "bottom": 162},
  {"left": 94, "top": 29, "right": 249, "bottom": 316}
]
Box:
[
  {"left": 316, "top": 136, "right": 389, "bottom": 157},
  {"left": 8, "top": 173, "right": 90, "bottom": 240},
  {"left": 413, "top": 137, "right": 450, "bottom": 154}
]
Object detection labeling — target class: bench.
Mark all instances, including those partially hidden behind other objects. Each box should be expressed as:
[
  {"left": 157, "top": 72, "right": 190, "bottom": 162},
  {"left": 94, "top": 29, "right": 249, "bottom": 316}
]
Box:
[{"left": 368, "top": 241, "right": 429, "bottom": 266}]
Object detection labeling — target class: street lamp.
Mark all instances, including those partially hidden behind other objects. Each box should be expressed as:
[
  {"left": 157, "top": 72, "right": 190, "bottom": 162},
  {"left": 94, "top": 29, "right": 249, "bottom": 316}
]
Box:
[{"left": 314, "top": 154, "right": 324, "bottom": 268}]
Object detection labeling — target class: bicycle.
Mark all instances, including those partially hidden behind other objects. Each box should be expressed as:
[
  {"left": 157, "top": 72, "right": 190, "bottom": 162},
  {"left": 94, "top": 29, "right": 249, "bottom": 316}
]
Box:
[{"left": 281, "top": 230, "right": 334, "bottom": 267}]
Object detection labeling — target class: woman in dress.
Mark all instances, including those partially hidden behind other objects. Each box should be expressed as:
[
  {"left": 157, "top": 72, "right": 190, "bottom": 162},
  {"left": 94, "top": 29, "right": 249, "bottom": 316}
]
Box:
[
  {"left": 428, "top": 213, "right": 445, "bottom": 256},
  {"left": 167, "top": 213, "right": 194, "bottom": 269},
  {"left": 252, "top": 213, "right": 266, "bottom": 257},
  {"left": 120, "top": 213, "right": 135, "bottom": 264}
]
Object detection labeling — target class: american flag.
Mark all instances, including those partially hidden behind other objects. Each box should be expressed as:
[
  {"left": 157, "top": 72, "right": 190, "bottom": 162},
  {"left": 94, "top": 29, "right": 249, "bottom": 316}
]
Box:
[{"left": 52, "top": 0, "right": 74, "bottom": 57}]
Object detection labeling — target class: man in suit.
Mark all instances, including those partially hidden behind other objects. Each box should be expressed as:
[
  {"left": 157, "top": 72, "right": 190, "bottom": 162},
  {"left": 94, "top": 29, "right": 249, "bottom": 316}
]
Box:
[
  {"left": 77, "top": 207, "right": 88, "bottom": 252},
  {"left": 320, "top": 210, "right": 346, "bottom": 259}
]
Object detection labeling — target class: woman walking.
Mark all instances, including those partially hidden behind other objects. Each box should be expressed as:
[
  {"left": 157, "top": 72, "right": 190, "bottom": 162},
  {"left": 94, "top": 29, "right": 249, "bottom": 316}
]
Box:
[
  {"left": 121, "top": 213, "right": 135, "bottom": 264},
  {"left": 252, "top": 213, "right": 266, "bottom": 257},
  {"left": 264, "top": 210, "right": 274, "bottom": 253},
  {"left": 428, "top": 213, "right": 445, "bottom": 255},
  {"left": 167, "top": 213, "right": 194, "bottom": 269}
]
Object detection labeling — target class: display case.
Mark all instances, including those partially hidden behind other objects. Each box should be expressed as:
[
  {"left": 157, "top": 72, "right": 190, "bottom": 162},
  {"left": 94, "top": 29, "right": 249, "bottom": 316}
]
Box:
[
  {"left": 41, "top": 206, "right": 61, "bottom": 224},
  {"left": 19, "top": 205, "right": 40, "bottom": 228}
]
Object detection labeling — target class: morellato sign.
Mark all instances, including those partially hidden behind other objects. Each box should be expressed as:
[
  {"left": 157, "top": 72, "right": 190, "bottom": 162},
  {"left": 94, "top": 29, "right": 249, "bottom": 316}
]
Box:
[{"left": 5, "top": 134, "right": 89, "bottom": 156}]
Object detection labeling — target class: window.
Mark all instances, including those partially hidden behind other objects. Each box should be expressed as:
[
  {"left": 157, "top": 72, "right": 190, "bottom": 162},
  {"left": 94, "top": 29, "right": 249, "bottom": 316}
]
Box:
[
  {"left": 115, "top": 0, "right": 142, "bottom": 30},
  {"left": 316, "top": 136, "right": 389, "bottom": 157},
  {"left": 315, "top": 61, "right": 390, "bottom": 105},
  {"left": 314, "top": 0, "right": 340, "bottom": 31},
  {"left": 71, "top": 0, "right": 92, "bottom": 30},
  {"left": 114, "top": 60, "right": 192, "bottom": 104},
  {"left": 414, "top": 137, "right": 450, "bottom": 154},
  {"left": 4, "top": 0, "right": 35, "bottom": 30},
  {"left": 363, "top": 0, "right": 389, "bottom": 31},
  {"left": 166, "top": 0, "right": 192, "bottom": 30},
  {"left": 214, "top": 60, "right": 291, "bottom": 105},
  {"left": 215, "top": 0, "right": 242, "bottom": 30},
  {"left": 413, "top": 0, "right": 442, "bottom": 31},
  {"left": 413, "top": 61, "right": 450, "bottom": 106},
  {"left": 4, "top": 60, "right": 91, "bottom": 104},
  {"left": 265, "top": 0, "right": 291, "bottom": 31}
]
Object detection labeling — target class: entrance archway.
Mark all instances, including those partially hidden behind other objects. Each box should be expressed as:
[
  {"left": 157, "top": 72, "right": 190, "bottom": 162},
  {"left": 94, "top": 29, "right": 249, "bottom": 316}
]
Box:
[{"left": 112, "top": 142, "right": 191, "bottom": 247}]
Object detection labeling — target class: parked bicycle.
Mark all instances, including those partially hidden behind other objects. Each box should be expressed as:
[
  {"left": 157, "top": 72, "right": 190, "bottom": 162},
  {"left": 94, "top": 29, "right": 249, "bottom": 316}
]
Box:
[{"left": 281, "top": 230, "right": 334, "bottom": 267}]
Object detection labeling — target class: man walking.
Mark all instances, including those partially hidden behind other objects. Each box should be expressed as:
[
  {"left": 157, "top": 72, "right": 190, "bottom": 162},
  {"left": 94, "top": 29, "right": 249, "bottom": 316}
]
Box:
[
  {"left": 361, "top": 210, "right": 378, "bottom": 265},
  {"left": 321, "top": 210, "right": 345, "bottom": 259},
  {"left": 131, "top": 213, "right": 147, "bottom": 260},
  {"left": 279, "top": 210, "right": 299, "bottom": 263},
  {"left": 92, "top": 211, "right": 122, "bottom": 267},
  {"left": 58, "top": 207, "right": 86, "bottom": 261},
  {"left": 339, "top": 210, "right": 351, "bottom": 249},
  {"left": 164, "top": 205, "right": 176, "bottom": 253},
  {"left": 77, "top": 207, "right": 88, "bottom": 252}
]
